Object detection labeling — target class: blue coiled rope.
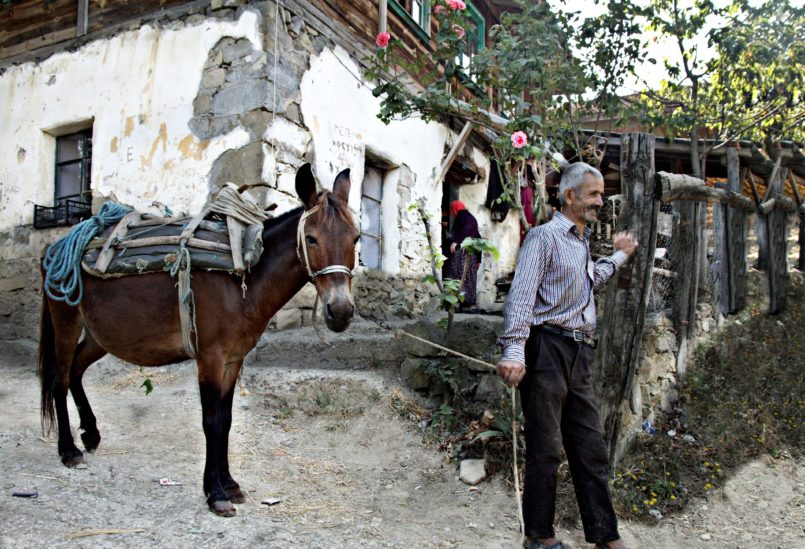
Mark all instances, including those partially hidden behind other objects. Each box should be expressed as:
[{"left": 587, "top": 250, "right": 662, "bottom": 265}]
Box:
[{"left": 42, "top": 202, "right": 132, "bottom": 306}]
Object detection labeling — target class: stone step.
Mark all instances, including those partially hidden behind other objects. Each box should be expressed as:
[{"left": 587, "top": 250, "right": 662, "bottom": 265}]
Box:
[{"left": 247, "top": 314, "right": 503, "bottom": 371}]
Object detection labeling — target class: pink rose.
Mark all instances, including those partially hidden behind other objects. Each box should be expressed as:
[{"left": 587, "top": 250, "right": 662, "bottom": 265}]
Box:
[
  {"left": 511, "top": 131, "right": 528, "bottom": 149},
  {"left": 452, "top": 23, "right": 465, "bottom": 38},
  {"left": 446, "top": 0, "right": 466, "bottom": 10},
  {"left": 375, "top": 31, "right": 390, "bottom": 48},
  {"left": 434, "top": 5, "right": 445, "bottom": 14}
]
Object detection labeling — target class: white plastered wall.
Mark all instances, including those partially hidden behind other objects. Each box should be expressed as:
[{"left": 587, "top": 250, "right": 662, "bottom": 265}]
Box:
[
  {"left": 298, "top": 46, "right": 521, "bottom": 306},
  {"left": 0, "top": 10, "right": 262, "bottom": 232}
]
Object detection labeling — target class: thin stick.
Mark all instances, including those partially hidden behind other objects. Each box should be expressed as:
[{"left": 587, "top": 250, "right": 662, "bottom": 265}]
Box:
[
  {"left": 397, "top": 330, "right": 494, "bottom": 371},
  {"left": 65, "top": 529, "right": 145, "bottom": 540},
  {"left": 512, "top": 386, "right": 524, "bottom": 538}
]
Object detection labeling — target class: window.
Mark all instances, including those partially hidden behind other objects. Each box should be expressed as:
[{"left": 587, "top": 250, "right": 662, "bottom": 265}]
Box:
[
  {"left": 360, "top": 167, "right": 383, "bottom": 270},
  {"left": 33, "top": 129, "right": 93, "bottom": 229},
  {"left": 55, "top": 130, "right": 93, "bottom": 205},
  {"left": 389, "top": 0, "right": 431, "bottom": 43},
  {"left": 456, "top": 3, "right": 485, "bottom": 76}
]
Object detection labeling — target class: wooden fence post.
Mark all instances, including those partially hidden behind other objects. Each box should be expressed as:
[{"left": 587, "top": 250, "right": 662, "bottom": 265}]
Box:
[
  {"left": 594, "top": 132, "right": 658, "bottom": 466},
  {"left": 713, "top": 144, "right": 747, "bottom": 315},
  {"left": 670, "top": 197, "right": 704, "bottom": 377},
  {"left": 767, "top": 167, "right": 789, "bottom": 313}
]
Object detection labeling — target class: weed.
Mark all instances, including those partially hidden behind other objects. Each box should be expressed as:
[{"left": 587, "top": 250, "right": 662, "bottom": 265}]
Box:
[{"left": 613, "top": 290, "right": 804, "bottom": 521}]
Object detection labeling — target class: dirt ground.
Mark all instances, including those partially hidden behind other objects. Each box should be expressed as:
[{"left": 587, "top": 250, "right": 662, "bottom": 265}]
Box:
[{"left": 1, "top": 338, "right": 802, "bottom": 549}]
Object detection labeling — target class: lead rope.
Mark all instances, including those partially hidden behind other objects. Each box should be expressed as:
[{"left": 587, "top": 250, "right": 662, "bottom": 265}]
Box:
[{"left": 354, "top": 320, "right": 526, "bottom": 538}]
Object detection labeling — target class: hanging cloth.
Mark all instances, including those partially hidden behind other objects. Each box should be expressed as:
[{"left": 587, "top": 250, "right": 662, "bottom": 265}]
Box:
[{"left": 485, "top": 159, "right": 512, "bottom": 222}]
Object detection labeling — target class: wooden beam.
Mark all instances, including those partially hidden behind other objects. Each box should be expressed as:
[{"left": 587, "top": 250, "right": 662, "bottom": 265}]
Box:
[
  {"left": 747, "top": 170, "right": 763, "bottom": 206},
  {"left": 77, "top": 0, "right": 89, "bottom": 37},
  {"left": 766, "top": 161, "right": 789, "bottom": 313},
  {"left": 656, "top": 171, "right": 754, "bottom": 211},
  {"left": 787, "top": 171, "right": 802, "bottom": 205},
  {"left": 433, "top": 121, "right": 473, "bottom": 187},
  {"left": 714, "top": 144, "right": 747, "bottom": 316},
  {"left": 378, "top": 0, "right": 387, "bottom": 33},
  {"left": 763, "top": 155, "right": 783, "bottom": 201},
  {"left": 594, "top": 132, "right": 658, "bottom": 466}
]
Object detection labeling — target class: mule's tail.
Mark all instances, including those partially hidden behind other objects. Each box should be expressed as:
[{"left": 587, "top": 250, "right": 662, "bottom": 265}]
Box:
[{"left": 38, "top": 290, "right": 57, "bottom": 436}]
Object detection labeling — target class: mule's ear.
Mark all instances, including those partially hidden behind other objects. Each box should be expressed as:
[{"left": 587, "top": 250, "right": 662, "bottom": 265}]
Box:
[
  {"left": 295, "top": 163, "right": 318, "bottom": 209},
  {"left": 332, "top": 168, "right": 351, "bottom": 200}
]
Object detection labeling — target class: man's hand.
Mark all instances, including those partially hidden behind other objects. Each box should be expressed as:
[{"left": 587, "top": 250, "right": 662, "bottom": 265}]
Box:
[
  {"left": 450, "top": 242, "right": 457, "bottom": 254},
  {"left": 613, "top": 231, "right": 638, "bottom": 257},
  {"left": 496, "top": 359, "right": 526, "bottom": 388}
]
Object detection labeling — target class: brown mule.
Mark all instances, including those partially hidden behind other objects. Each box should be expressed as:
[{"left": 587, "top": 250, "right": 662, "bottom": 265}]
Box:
[{"left": 38, "top": 164, "right": 359, "bottom": 516}]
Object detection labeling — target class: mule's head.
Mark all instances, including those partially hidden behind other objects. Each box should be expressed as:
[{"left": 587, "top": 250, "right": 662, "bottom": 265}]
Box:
[{"left": 295, "top": 163, "right": 359, "bottom": 332}]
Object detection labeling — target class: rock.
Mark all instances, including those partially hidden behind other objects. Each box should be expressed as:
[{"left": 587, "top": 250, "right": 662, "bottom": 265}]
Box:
[
  {"left": 474, "top": 374, "right": 505, "bottom": 403},
  {"left": 700, "top": 533, "right": 712, "bottom": 541},
  {"left": 444, "top": 317, "right": 502, "bottom": 364},
  {"left": 400, "top": 358, "right": 430, "bottom": 391},
  {"left": 459, "top": 459, "right": 486, "bottom": 485},
  {"left": 402, "top": 320, "right": 445, "bottom": 357}
]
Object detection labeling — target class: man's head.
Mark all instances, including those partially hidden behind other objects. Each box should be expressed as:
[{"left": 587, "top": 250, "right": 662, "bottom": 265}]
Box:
[{"left": 559, "top": 162, "right": 604, "bottom": 225}]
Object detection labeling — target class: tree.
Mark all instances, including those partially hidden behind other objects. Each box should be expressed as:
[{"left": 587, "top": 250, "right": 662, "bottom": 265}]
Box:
[
  {"left": 638, "top": 0, "right": 721, "bottom": 178},
  {"left": 708, "top": 0, "right": 804, "bottom": 147},
  {"left": 637, "top": 0, "right": 803, "bottom": 172},
  {"left": 367, "top": 0, "right": 645, "bottom": 230}
]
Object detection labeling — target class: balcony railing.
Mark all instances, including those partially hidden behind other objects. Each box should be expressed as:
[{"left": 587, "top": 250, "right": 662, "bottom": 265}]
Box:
[{"left": 33, "top": 199, "right": 92, "bottom": 229}]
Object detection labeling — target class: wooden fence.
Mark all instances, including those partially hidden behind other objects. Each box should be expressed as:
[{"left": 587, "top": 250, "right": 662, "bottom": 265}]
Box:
[{"left": 595, "top": 134, "right": 803, "bottom": 465}]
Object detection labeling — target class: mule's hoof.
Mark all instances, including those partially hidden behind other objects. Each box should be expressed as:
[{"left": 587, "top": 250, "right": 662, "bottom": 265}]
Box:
[
  {"left": 81, "top": 431, "right": 101, "bottom": 452},
  {"left": 209, "top": 500, "right": 236, "bottom": 517},
  {"left": 61, "top": 453, "right": 87, "bottom": 469},
  {"left": 227, "top": 486, "right": 246, "bottom": 504}
]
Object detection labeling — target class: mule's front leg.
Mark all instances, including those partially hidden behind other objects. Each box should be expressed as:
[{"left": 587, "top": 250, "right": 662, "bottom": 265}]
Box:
[
  {"left": 218, "top": 383, "right": 246, "bottom": 504},
  {"left": 199, "top": 379, "right": 236, "bottom": 517}
]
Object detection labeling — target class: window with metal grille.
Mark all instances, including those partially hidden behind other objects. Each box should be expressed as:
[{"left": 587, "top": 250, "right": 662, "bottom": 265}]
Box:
[
  {"left": 360, "top": 167, "right": 383, "bottom": 270},
  {"left": 33, "top": 129, "right": 93, "bottom": 229},
  {"left": 455, "top": 3, "right": 485, "bottom": 78}
]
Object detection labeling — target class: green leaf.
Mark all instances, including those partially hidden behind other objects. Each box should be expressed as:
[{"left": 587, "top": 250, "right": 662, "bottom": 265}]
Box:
[
  {"left": 471, "top": 430, "right": 505, "bottom": 442},
  {"left": 141, "top": 379, "right": 153, "bottom": 396}
]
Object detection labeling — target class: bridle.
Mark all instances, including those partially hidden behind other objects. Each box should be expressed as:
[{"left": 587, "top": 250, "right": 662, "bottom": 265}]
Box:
[{"left": 296, "top": 205, "right": 355, "bottom": 280}]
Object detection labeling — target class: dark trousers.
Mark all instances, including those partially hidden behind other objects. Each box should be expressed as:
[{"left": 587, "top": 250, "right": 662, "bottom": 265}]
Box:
[{"left": 520, "top": 327, "right": 619, "bottom": 544}]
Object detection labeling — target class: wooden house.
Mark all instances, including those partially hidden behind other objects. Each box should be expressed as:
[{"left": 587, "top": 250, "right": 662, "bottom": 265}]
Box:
[{"left": 0, "top": 0, "right": 522, "bottom": 338}]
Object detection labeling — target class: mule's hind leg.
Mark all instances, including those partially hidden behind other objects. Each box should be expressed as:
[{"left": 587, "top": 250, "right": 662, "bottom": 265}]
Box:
[
  {"left": 219, "top": 360, "right": 245, "bottom": 504},
  {"left": 70, "top": 333, "right": 107, "bottom": 452},
  {"left": 45, "top": 303, "right": 86, "bottom": 467}
]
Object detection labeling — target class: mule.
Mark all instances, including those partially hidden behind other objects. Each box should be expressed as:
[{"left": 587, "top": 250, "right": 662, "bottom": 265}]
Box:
[{"left": 38, "top": 163, "right": 359, "bottom": 516}]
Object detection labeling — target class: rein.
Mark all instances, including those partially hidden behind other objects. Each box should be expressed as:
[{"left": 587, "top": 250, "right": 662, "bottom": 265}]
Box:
[{"left": 296, "top": 205, "right": 354, "bottom": 280}]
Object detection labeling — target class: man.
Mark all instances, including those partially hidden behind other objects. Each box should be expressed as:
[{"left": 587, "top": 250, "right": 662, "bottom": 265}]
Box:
[{"left": 496, "top": 162, "right": 638, "bottom": 549}]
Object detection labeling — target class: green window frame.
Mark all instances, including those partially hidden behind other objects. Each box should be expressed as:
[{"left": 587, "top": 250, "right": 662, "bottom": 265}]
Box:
[
  {"left": 456, "top": 2, "right": 485, "bottom": 73},
  {"left": 389, "top": 0, "right": 431, "bottom": 44}
]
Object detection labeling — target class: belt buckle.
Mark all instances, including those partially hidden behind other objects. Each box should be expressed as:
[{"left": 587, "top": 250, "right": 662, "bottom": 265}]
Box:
[{"left": 572, "top": 329, "right": 584, "bottom": 343}]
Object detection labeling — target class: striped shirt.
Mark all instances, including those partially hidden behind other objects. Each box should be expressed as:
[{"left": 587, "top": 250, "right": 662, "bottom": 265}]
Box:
[{"left": 498, "top": 211, "right": 628, "bottom": 365}]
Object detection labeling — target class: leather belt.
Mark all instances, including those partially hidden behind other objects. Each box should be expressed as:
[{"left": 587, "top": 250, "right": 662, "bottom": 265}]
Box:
[{"left": 539, "top": 324, "right": 597, "bottom": 348}]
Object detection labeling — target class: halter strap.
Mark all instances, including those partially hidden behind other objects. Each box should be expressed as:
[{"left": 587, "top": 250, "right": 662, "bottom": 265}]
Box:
[{"left": 296, "top": 205, "right": 354, "bottom": 280}]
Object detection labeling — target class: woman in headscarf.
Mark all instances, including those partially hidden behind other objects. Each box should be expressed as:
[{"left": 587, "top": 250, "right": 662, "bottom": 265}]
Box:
[{"left": 447, "top": 200, "right": 482, "bottom": 312}]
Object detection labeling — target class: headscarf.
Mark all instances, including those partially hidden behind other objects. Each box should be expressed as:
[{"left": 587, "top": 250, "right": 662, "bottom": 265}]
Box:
[{"left": 450, "top": 200, "right": 466, "bottom": 218}]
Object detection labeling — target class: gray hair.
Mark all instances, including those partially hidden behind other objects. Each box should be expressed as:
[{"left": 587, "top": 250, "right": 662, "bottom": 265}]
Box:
[{"left": 558, "top": 163, "right": 603, "bottom": 206}]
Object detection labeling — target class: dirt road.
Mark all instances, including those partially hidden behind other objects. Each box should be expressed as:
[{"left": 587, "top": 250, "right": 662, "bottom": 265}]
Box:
[{"left": 1, "top": 339, "right": 802, "bottom": 548}]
